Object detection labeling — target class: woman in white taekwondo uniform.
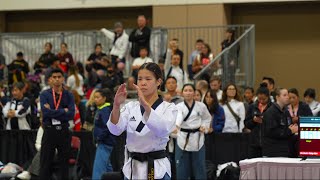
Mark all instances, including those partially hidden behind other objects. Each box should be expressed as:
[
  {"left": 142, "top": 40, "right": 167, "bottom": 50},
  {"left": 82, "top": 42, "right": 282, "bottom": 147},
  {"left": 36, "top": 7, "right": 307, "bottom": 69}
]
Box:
[
  {"left": 107, "top": 62, "right": 178, "bottom": 180},
  {"left": 175, "top": 84, "right": 212, "bottom": 180}
]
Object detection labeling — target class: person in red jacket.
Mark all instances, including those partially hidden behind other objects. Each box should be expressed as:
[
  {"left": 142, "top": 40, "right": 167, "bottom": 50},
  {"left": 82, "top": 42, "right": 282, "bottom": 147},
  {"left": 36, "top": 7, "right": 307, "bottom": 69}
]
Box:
[{"left": 57, "top": 43, "right": 74, "bottom": 74}]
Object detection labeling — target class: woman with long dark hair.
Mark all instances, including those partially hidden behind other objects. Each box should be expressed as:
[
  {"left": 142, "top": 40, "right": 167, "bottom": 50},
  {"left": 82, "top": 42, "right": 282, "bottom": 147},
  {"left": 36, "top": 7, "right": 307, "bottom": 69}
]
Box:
[{"left": 204, "top": 89, "right": 225, "bottom": 133}]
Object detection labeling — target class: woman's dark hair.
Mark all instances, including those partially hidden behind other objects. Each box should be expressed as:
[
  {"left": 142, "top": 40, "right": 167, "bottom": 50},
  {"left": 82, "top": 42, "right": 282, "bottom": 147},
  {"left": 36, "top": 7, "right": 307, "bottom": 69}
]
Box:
[
  {"left": 195, "top": 89, "right": 202, "bottom": 98},
  {"left": 45, "top": 42, "right": 53, "bottom": 49},
  {"left": 138, "top": 63, "right": 163, "bottom": 88},
  {"left": 12, "top": 82, "right": 25, "bottom": 90},
  {"left": 226, "top": 28, "right": 236, "bottom": 41},
  {"left": 165, "top": 76, "right": 177, "bottom": 84},
  {"left": 204, "top": 89, "right": 219, "bottom": 114},
  {"left": 256, "top": 83, "right": 269, "bottom": 97},
  {"left": 182, "top": 84, "right": 196, "bottom": 92},
  {"left": 95, "top": 43, "right": 102, "bottom": 49},
  {"left": 95, "top": 88, "right": 114, "bottom": 104},
  {"left": 201, "top": 43, "right": 212, "bottom": 55},
  {"left": 304, "top": 88, "right": 316, "bottom": 99},
  {"left": 262, "top": 77, "right": 275, "bottom": 86},
  {"left": 221, "top": 83, "right": 242, "bottom": 104},
  {"left": 245, "top": 87, "right": 254, "bottom": 94},
  {"left": 61, "top": 42, "right": 68, "bottom": 48},
  {"left": 288, "top": 88, "right": 299, "bottom": 97}
]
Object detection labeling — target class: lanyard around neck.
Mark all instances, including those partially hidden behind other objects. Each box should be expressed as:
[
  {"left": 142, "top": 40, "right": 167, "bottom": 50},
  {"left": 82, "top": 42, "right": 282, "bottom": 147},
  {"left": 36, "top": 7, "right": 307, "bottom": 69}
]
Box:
[{"left": 52, "top": 89, "right": 63, "bottom": 110}]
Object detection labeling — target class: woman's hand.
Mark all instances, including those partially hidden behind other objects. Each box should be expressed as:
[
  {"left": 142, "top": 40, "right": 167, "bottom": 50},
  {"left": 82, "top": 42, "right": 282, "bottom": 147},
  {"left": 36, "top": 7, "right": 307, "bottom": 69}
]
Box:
[
  {"left": 114, "top": 83, "right": 127, "bottom": 108},
  {"left": 133, "top": 84, "right": 149, "bottom": 109}
]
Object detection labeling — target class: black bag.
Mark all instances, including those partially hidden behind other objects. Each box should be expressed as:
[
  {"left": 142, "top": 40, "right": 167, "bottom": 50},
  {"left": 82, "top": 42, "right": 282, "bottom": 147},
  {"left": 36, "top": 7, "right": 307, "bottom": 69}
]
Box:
[{"left": 217, "top": 164, "right": 240, "bottom": 180}]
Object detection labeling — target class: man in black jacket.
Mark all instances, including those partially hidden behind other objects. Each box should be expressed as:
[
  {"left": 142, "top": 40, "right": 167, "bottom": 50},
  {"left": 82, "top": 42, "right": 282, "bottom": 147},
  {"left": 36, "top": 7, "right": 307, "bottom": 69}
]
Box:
[
  {"left": 129, "top": 15, "right": 151, "bottom": 58},
  {"left": 262, "top": 88, "right": 298, "bottom": 157},
  {"left": 245, "top": 85, "right": 272, "bottom": 158}
]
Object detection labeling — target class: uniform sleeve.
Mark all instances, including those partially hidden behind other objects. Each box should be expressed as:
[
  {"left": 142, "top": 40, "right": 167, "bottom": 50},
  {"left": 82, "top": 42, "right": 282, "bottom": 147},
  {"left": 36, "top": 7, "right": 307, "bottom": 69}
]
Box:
[
  {"left": 107, "top": 103, "right": 130, "bottom": 136},
  {"left": 239, "top": 102, "right": 246, "bottom": 131},
  {"left": 175, "top": 104, "right": 184, "bottom": 127},
  {"left": 145, "top": 103, "right": 178, "bottom": 137},
  {"left": 200, "top": 103, "right": 212, "bottom": 129},
  {"left": 312, "top": 103, "right": 320, "bottom": 116},
  {"left": 2, "top": 101, "right": 10, "bottom": 118},
  {"left": 15, "top": 98, "right": 31, "bottom": 118}
]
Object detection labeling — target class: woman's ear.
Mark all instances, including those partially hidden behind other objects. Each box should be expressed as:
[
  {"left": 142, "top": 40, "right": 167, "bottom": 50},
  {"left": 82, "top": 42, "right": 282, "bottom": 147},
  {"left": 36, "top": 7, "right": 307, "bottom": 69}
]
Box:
[{"left": 157, "top": 79, "right": 163, "bottom": 89}]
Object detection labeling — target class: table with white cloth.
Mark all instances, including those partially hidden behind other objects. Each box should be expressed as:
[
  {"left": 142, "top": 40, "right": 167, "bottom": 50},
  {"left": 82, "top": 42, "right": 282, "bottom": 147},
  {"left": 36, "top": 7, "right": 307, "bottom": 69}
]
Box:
[{"left": 240, "top": 157, "right": 320, "bottom": 180}]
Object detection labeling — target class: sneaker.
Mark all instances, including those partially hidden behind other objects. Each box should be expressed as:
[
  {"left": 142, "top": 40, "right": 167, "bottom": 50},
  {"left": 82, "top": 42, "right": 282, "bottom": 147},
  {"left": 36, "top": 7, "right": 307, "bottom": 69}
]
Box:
[{"left": 17, "top": 171, "right": 31, "bottom": 180}]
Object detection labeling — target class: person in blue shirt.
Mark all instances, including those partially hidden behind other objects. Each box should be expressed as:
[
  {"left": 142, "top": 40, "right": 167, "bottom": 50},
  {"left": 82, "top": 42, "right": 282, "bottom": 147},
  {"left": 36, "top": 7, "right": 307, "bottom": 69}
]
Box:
[
  {"left": 92, "top": 88, "right": 117, "bottom": 179},
  {"left": 204, "top": 89, "right": 225, "bottom": 133},
  {"left": 39, "top": 68, "right": 75, "bottom": 180}
]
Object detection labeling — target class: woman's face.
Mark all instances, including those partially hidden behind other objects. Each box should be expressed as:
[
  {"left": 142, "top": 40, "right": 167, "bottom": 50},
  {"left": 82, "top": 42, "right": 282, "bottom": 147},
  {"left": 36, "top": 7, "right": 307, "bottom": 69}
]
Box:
[
  {"left": 194, "top": 90, "right": 202, "bottom": 102},
  {"left": 201, "top": 46, "right": 208, "bottom": 54},
  {"left": 257, "top": 94, "right": 269, "bottom": 105},
  {"left": 95, "top": 46, "right": 102, "bottom": 54},
  {"left": 12, "top": 87, "right": 23, "bottom": 100},
  {"left": 289, "top": 93, "right": 299, "bottom": 106},
  {"left": 61, "top": 44, "right": 67, "bottom": 53},
  {"left": 94, "top": 92, "right": 106, "bottom": 107},
  {"left": 205, "top": 92, "right": 213, "bottom": 105},
  {"left": 137, "top": 69, "right": 161, "bottom": 97},
  {"left": 182, "top": 86, "right": 195, "bottom": 101},
  {"left": 226, "top": 85, "right": 237, "bottom": 99},
  {"left": 304, "top": 96, "right": 314, "bottom": 104}
]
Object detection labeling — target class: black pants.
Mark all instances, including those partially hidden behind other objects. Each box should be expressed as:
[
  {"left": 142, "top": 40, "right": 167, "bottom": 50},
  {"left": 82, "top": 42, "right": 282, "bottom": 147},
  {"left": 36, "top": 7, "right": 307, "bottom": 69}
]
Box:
[
  {"left": 248, "top": 145, "right": 263, "bottom": 158},
  {"left": 39, "top": 125, "right": 71, "bottom": 180}
]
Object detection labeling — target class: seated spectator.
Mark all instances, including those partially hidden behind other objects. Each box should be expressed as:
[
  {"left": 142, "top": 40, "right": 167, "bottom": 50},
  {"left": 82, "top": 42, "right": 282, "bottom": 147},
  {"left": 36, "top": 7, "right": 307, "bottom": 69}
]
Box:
[
  {"left": 131, "top": 47, "right": 152, "bottom": 80},
  {"left": 164, "top": 38, "right": 184, "bottom": 71},
  {"left": 244, "top": 83, "right": 272, "bottom": 158},
  {"left": 288, "top": 88, "right": 313, "bottom": 157},
  {"left": 262, "top": 88, "right": 298, "bottom": 157},
  {"left": 8, "top": 52, "right": 30, "bottom": 85},
  {"left": 101, "top": 64, "right": 123, "bottom": 91},
  {"left": 3, "top": 82, "right": 31, "bottom": 130},
  {"left": 194, "top": 89, "right": 202, "bottom": 102},
  {"left": 209, "top": 76, "right": 223, "bottom": 101},
  {"left": 34, "top": 42, "right": 55, "bottom": 74},
  {"left": 221, "top": 84, "right": 245, "bottom": 133},
  {"left": 204, "top": 89, "right": 225, "bottom": 133},
  {"left": 101, "top": 22, "right": 129, "bottom": 66},
  {"left": 262, "top": 77, "right": 276, "bottom": 102},
  {"left": 303, "top": 88, "right": 320, "bottom": 116},
  {"left": 192, "top": 43, "right": 214, "bottom": 76},
  {"left": 196, "top": 80, "right": 209, "bottom": 102},
  {"left": 71, "top": 90, "right": 81, "bottom": 131},
  {"left": 164, "top": 76, "right": 183, "bottom": 104},
  {"left": 57, "top": 42, "right": 74, "bottom": 75},
  {"left": 0, "top": 52, "right": 6, "bottom": 81},
  {"left": 66, "top": 66, "right": 84, "bottom": 97},
  {"left": 188, "top": 39, "right": 204, "bottom": 80},
  {"left": 85, "top": 43, "right": 107, "bottom": 72},
  {"left": 164, "top": 54, "right": 188, "bottom": 91}
]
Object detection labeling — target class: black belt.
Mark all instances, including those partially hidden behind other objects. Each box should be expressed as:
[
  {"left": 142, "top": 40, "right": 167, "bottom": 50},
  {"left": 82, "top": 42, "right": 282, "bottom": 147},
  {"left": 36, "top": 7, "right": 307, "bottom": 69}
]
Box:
[
  {"left": 180, "top": 128, "right": 200, "bottom": 150},
  {"left": 44, "top": 123, "right": 68, "bottom": 130},
  {"left": 129, "top": 150, "right": 167, "bottom": 180}
]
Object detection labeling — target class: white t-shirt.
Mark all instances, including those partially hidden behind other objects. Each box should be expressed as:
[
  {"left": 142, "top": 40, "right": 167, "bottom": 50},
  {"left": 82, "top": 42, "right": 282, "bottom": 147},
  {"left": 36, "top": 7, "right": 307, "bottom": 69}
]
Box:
[
  {"left": 67, "top": 74, "right": 84, "bottom": 96},
  {"left": 132, "top": 57, "right": 153, "bottom": 66},
  {"left": 222, "top": 99, "right": 245, "bottom": 133}
]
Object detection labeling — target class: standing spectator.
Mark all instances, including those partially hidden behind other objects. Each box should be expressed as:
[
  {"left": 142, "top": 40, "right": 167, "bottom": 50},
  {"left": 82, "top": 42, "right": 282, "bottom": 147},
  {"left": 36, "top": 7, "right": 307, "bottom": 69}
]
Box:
[
  {"left": 3, "top": 82, "right": 31, "bottom": 130},
  {"left": 195, "top": 80, "right": 209, "bottom": 102},
  {"left": 221, "top": 84, "right": 245, "bottom": 133},
  {"left": 288, "top": 88, "right": 312, "bottom": 157},
  {"left": 262, "top": 77, "right": 276, "bottom": 102},
  {"left": 244, "top": 87, "right": 255, "bottom": 113},
  {"left": 129, "top": 15, "right": 151, "bottom": 58},
  {"left": 175, "top": 84, "right": 211, "bottom": 180},
  {"left": 220, "top": 28, "right": 240, "bottom": 84},
  {"left": 304, "top": 88, "right": 320, "bottom": 116},
  {"left": 101, "top": 22, "right": 129, "bottom": 66},
  {"left": 92, "top": 88, "right": 117, "bottom": 179},
  {"left": 34, "top": 42, "right": 56, "bottom": 74},
  {"left": 8, "top": 52, "right": 29, "bottom": 85},
  {"left": 85, "top": 43, "right": 107, "bottom": 72},
  {"left": 209, "top": 76, "right": 223, "bottom": 101},
  {"left": 57, "top": 43, "right": 74, "bottom": 75},
  {"left": 164, "top": 38, "right": 184, "bottom": 71},
  {"left": 0, "top": 53, "right": 6, "bottom": 81},
  {"left": 204, "top": 89, "right": 225, "bottom": 133},
  {"left": 188, "top": 39, "right": 204, "bottom": 80},
  {"left": 131, "top": 47, "right": 153, "bottom": 80},
  {"left": 262, "top": 88, "right": 298, "bottom": 157},
  {"left": 192, "top": 43, "right": 214, "bottom": 82},
  {"left": 39, "top": 68, "right": 75, "bottom": 179},
  {"left": 66, "top": 66, "right": 84, "bottom": 97},
  {"left": 165, "top": 54, "right": 188, "bottom": 91},
  {"left": 244, "top": 84, "right": 272, "bottom": 158}
]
